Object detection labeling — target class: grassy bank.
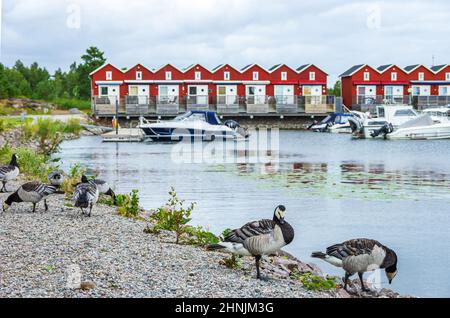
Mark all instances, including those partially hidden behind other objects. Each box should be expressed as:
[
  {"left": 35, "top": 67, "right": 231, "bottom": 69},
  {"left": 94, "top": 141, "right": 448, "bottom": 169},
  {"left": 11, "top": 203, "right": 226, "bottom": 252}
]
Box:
[{"left": 0, "top": 97, "right": 91, "bottom": 116}]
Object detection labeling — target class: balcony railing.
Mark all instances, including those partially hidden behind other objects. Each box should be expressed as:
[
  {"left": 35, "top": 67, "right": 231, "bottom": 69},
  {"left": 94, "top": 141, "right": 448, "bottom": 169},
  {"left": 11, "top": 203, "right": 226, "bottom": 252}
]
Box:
[
  {"left": 351, "top": 95, "right": 450, "bottom": 112},
  {"left": 412, "top": 96, "right": 450, "bottom": 110},
  {"left": 92, "top": 95, "right": 338, "bottom": 117}
]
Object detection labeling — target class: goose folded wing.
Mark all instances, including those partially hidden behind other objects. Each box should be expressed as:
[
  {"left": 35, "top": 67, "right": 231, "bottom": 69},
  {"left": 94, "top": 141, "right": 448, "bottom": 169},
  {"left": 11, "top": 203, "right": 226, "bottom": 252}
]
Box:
[
  {"left": 21, "top": 182, "right": 57, "bottom": 196},
  {"left": 0, "top": 165, "right": 15, "bottom": 177},
  {"left": 327, "top": 239, "right": 380, "bottom": 259},
  {"left": 225, "top": 219, "right": 276, "bottom": 244}
]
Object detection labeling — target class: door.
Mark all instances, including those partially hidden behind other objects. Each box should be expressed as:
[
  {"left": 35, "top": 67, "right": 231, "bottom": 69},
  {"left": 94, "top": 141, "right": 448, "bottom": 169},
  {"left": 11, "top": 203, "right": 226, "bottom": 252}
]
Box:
[
  {"left": 412, "top": 85, "right": 430, "bottom": 96},
  {"left": 217, "top": 85, "right": 237, "bottom": 105},
  {"left": 356, "top": 85, "right": 376, "bottom": 104},
  {"left": 275, "top": 85, "right": 294, "bottom": 104},
  {"left": 99, "top": 85, "right": 119, "bottom": 104},
  {"left": 129, "top": 85, "right": 149, "bottom": 104},
  {"left": 384, "top": 85, "right": 404, "bottom": 103},
  {"left": 302, "top": 85, "right": 322, "bottom": 96},
  {"left": 246, "top": 85, "right": 266, "bottom": 104},
  {"left": 159, "top": 85, "right": 179, "bottom": 104},
  {"left": 189, "top": 85, "right": 208, "bottom": 105}
]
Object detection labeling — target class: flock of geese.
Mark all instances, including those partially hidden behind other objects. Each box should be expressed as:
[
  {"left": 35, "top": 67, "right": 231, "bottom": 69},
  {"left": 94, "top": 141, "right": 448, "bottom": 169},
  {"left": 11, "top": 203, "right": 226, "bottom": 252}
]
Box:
[{"left": 0, "top": 154, "right": 398, "bottom": 292}]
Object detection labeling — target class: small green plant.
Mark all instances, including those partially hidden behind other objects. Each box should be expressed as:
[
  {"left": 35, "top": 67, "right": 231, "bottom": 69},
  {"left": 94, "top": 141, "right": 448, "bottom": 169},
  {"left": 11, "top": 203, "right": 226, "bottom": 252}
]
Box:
[
  {"left": 290, "top": 272, "right": 339, "bottom": 291},
  {"left": 185, "top": 226, "right": 220, "bottom": 246},
  {"left": 150, "top": 188, "right": 195, "bottom": 244},
  {"left": 117, "top": 190, "right": 141, "bottom": 218},
  {"left": 42, "top": 265, "right": 56, "bottom": 273},
  {"left": 61, "top": 163, "right": 86, "bottom": 194},
  {"left": 220, "top": 255, "right": 242, "bottom": 269}
]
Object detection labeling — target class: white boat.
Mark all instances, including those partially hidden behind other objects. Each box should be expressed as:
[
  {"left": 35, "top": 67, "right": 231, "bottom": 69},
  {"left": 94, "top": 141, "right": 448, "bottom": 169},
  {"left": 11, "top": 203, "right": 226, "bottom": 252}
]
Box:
[
  {"left": 349, "top": 105, "right": 419, "bottom": 139},
  {"left": 386, "top": 115, "right": 450, "bottom": 140},
  {"left": 139, "top": 111, "right": 249, "bottom": 141},
  {"left": 308, "top": 113, "right": 355, "bottom": 134},
  {"left": 421, "top": 107, "right": 450, "bottom": 124}
]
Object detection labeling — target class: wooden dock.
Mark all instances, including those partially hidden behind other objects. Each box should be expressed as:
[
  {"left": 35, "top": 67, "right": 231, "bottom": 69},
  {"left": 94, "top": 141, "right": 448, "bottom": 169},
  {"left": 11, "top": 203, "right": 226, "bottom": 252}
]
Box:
[{"left": 101, "top": 128, "right": 145, "bottom": 142}]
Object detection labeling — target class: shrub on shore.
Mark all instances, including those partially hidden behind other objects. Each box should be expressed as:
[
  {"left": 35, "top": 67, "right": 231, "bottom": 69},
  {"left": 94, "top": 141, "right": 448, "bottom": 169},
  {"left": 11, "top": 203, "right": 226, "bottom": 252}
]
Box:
[
  {"left": 147, "top": 187, "right": 219, "bottom": 246},
  {"left": 290, "top": 271, "right": 339, "bottom": 291}
]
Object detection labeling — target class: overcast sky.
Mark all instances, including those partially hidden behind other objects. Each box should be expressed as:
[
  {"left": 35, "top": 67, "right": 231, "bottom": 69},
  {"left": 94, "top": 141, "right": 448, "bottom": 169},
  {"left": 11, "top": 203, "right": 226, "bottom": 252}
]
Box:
[{"left": 1, "top": 0, "right": 449, "bottom": 85}]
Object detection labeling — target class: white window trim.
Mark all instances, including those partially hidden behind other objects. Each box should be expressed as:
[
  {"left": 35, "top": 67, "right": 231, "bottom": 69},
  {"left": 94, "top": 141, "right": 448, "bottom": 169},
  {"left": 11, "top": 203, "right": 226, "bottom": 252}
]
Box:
[
  {"left": 281, "top": 72, "right": 288, "bottom": 81},
  {"left": 253, "top": 72, "right": 259, "bottom": 81},
  {"left": 418, "top": 72, "right": 424, "bottom": 81},
  {"left": 391, "top": 72, "right": 397, "bottom": 81},
  {"left": 363, "top": 72, "right": 370, "bottom": 81},
  {"left": 136, "top": 71, "right": 142, "bottom": 80},
  {"left": 195, "top": 71, "right": 202, "bottom": 80},
  {"left": 309, "top": 72, "right": 316, "bottom": 81},
  {"left": 224, "top": 72, "right": 230, "bottom": 81},
  {"left": 106, "top": 71, "right": 112, "bottom": 81},
  {"left": 165, "top": 71, "right": 172, "bottom": 80},
  {"left": 446, "top": 73, "right": 450, "bottom": 81}
]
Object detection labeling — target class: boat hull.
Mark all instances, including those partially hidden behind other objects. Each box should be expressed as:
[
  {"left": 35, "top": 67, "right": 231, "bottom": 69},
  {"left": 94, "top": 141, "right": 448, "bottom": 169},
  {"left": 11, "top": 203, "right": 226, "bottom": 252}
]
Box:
[{"left": 387, "top": 124, "right": 450, "bottom": 140}]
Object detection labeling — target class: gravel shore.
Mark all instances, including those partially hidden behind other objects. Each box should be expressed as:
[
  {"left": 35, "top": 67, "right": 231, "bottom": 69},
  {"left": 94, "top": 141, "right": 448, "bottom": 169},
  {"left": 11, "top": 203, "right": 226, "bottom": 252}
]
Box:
[{"left": 0, "top": 179, "right": 358, "bottom": 299}]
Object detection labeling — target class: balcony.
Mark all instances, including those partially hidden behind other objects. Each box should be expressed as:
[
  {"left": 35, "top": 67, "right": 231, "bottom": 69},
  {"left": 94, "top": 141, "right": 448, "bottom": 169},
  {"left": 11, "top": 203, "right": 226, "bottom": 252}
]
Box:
[
  {"left": 125, "top": 96, "right": 151, "bottom": 115},
  {"left": 186, "top": 95, "right": 209, "bottom": 111},
  {"left": 215, "top": 95, "right": 240, "bottom": 114},
  {"left": 351, "top": 95, "right": 411, "bottom": 112},
  {"left": 156, "top": 96, "right": 180, "bottom": 115},
  {"left": 412, "top": 96, "right": 450, "bottom": 110},
  {"left": 92, "top": 95, "right": 337, "bottom": 117}
]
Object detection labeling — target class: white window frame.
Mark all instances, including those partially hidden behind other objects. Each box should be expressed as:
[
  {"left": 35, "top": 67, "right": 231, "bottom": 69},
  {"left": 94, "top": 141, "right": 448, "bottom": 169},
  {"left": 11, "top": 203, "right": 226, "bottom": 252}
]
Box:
[
  {"left": 363, "top": 72, "right": 370, "bottom": 81},
  {"left": 391, "top": 72, "right": 397, "bottom": 81},
  {"left": 253, "top": 72, "right": 259, "bottom": 81},
  {"left": 136, "top": 71, "right": 142, "bottom": 80},
  {"left": 106, "top": 71, "right": 112, "bottom": 81},
  {"left": 439, "top": 85, "right": 450, "bottom": 96},
  {"left": 309, "top": 72, "right": 316, "bottom": 81},
  {"left": 165, "top": 71, "right": 172, "bottom": 80},
  {"left": 281, "top": 72, "right": 288, "bottom": 81},
  {"left": 224, "top": 71, "right": 230, "bottom": 81},
  {"left": 446, "top": 73, "right": 450, "bottom": 81},
  {"left": 418, "top": 72, "right": 424, "bottom": 81},
  {"left": 195, "top": 71, "right": 202, "bottom": 80}
]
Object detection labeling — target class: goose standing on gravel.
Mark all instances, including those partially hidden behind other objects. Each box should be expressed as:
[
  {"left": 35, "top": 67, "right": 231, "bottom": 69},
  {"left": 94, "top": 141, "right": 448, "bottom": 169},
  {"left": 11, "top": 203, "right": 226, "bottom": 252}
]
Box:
[
  {"left": 311, "top": 238, "right": 398, "bottom": 291},
  {"left": 48, "top": 171, "right": 65, "bottom": 187},
  {"left": 208, "top": 205, "right": 295, "bottom": 280},
  {"left": 81, "top": 175, "right": 116, "bottom": 204},
  {"left": 73, "top": 181, "right": 99, "bottom": 217},
  {"left": 2, "top": 181, "right": 58, "bottom": 213},
  {"left": 0, "top": 154, "right": 20, "bottom": 193}
]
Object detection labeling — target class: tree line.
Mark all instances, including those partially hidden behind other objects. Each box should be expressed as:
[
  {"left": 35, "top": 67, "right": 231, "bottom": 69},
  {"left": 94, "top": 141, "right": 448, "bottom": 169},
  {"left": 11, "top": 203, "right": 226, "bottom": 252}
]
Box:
[{"left": 0, "top": 47, "right": 106, "bottom": 101}]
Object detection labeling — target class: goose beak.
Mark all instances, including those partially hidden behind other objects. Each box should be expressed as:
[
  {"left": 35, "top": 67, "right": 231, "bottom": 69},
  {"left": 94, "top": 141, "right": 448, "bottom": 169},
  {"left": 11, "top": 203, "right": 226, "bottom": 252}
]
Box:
[
  {"left": 388, "top": 279, "right": 392, "bottom": 285},
  {"left": 3, "top": 203, "right": 9, "bottom": 212}
]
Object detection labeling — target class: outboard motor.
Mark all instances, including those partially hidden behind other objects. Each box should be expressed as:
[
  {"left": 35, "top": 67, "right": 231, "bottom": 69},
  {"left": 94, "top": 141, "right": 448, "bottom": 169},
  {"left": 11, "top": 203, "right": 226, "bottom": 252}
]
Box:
[
  {"left": 224, "top": 120, "right": 249, "bottom": 138},
  {"left": 370, "top": 123, "right": 394, "bottom": 139}
]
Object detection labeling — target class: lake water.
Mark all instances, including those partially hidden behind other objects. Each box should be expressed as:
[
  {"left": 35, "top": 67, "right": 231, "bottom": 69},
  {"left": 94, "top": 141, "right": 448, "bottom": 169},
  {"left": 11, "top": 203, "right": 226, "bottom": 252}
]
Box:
[{"left": 58, "top": 131, "right": 450, "bottom": 298}]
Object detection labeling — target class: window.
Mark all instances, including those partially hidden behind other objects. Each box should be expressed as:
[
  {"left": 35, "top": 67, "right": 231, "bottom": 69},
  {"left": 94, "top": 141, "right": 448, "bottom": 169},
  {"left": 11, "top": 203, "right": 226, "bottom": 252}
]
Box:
[
  {"left": 106, "top": 71, "right": 112, "bottom": 80},
  {"left": 165, "top": 71, "right": 172, "bottom": 80},
  {"left": 218, "top": 87, "right": 226, "bottom": 95},
  {"left": 418, "top": 72, "right": 424, "bottom": 81},
  {"left": 224, "top": 72, "right": 230, "bottom": 80},
  {"left": 281, "top": 72, "right": 287, "bottom": 81},
  {"left": 100, "top": 87, "right": 108, "bottom": 95},
  {"left": 253, "top": 72, "right": 259, "bottom": 81},
  {"left": 446, "top": 73, "right": 450, "bottom": 81},
  {"left": 309, "top": 72, "right": 316, "bottom": 81},
  {"left": 412, "top": 86, "right": 420, "bottom": 96},
  {"left": 195, "top": 71, "right": 201, "bottom": 80},
  {"left": 129, "top": 86, "right": 138, "bottom": 95},
  {"left": 391, "top": 72, "right": 397, "bottom": 81},
  {"left": 439, "top": 86, "right": 450, "bottom": 96},
  {"left": 136, "top": 71, "right": 142, "bottom": 80},
  {"left": 189, "top": 87, "right": 197, "bottom": 95},
  {"left": 395, "top": 109, "right": 416, "bottom": 117},
  {"left": 363, "top": 72, "right": 370, "bottom": 81}
]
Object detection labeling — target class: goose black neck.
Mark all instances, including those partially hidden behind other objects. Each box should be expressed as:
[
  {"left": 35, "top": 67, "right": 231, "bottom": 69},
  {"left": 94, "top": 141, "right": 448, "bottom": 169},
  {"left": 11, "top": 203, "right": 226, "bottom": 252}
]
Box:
[
  {"left": 278, "top": 221, "right": 294, "bottom": 245},
  {"left": 10, "top": 156, "right": 18, "bottom": 168},
  {"left": 382, "top": 248, "right": 397, "bottom": 269},
  {"left": 6, "top": 192, "right": 22, "bottom": 205}
]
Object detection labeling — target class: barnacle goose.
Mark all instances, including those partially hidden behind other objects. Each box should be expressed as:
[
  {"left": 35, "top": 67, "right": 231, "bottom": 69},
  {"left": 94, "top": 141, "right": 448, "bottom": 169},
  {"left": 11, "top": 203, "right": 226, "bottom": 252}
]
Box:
[
  {"left": 208, "top": 205, "right": 295, "bottom": 279},
  {"left": 81, "top": 175, "right": 116, "bottom": 204},
  {"left": 48, "top": 171, "right": 65, "bottom": 187},
  {"left": 312, "top": 238, "right": 398, "bottom": 291},
  {"left": 2, "top": 181, "right": 58, "bottom": 213},
  {"left": 73, "top": 181, "right": 99, "bottom": 217},
  {"left": 0, "top": 154, "right": 20, "bottom": 193}
]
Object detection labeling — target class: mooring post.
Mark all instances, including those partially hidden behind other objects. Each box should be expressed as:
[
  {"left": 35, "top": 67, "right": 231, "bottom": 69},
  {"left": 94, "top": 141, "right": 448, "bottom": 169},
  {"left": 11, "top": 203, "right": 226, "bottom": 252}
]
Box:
[{"left": 115, "top": 99, "right": 119, "bottom": 135}]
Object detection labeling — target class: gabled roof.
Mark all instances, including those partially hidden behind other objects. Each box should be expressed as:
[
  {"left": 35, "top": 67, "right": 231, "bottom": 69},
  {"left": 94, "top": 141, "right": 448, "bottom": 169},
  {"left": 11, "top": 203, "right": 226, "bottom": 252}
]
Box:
[
  {"left": 377, "top": 64, "right": 393, "bottom": 72},
  {"left": 296, "top": 64, "right": 329, "bottom": 75},
  {"left": 339, "top": 64, "right": 366, "bottom": 77},
  {"left": 240, "top": 63, "right": 268, "bottom": 72},
  {"left": 431, "top": 64, "right": 448, "bottom": 72},
  {"left": 153, "top": 63, "right": 183, "bottom": 73},
  {"left": 211, "top": 64, "right": 240, "bottom": 74},
  {"left": 268, "top": 64, "right": 297, "bottom": 73},
  {"left": 124, "top": 63, "right": 153, "bottom": 74},
  {"left": 183, "top": 63, "right": 211, "bottom": 73},
  {"left": 89, "top": 63, "right": 125, "bottom": 76},
  {"left": 404, "top": 64, "right": 434, "bottom": 74}
]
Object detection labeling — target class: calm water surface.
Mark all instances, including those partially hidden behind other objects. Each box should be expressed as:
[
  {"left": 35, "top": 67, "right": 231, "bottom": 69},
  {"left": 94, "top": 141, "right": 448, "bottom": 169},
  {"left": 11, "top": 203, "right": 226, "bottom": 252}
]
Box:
[{"left": 58, "top": 131, "right": 450, "bottom": 298}]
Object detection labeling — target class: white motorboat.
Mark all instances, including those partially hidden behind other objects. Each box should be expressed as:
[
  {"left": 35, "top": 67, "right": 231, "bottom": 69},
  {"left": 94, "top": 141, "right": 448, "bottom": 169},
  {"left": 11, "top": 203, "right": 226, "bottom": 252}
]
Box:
[
  {"left": 139, "top": 111, "right": 249, "bottom": 141},
  {"left": 308, "top": 113, "right": 355, "bottom": 134},
  {"left": 385, "top": 115, "right": 450, "bottom": 140},
  {"left": 349, "top": 105, "right": 419, "bottom": 139},
  {"left": 421, "top": 107, "right": 450, "bottom": 124}
]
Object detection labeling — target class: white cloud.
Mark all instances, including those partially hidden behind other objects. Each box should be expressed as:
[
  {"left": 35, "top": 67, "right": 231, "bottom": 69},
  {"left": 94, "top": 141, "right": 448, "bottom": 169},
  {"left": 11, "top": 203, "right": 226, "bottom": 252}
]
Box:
[{"left": 1, "top": 0, "right": 450, "bottom": 85}]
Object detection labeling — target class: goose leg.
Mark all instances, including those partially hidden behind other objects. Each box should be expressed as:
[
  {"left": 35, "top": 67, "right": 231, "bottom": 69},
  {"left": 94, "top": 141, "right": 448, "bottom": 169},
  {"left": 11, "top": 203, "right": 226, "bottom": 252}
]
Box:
[
  {"left": 44, "top": 200, "right": 49, "bottom": 212},
  {"left": 88, "top": 203, "right": 93, "bottom": 217},
  {"left": 32, "top": 203, "right": 36, "bottom": 213},
  {"left": 0, "top": 182, "right": 5, "bottom": 193},
  {"left": 343, "top": 272, "right": 351, "bottom": 291},
  {"left": 255, "top": 255, "right": 262, "bottom": 279},
  {"left": 358, "top": 272, "right": 369, "bottom": 292}
]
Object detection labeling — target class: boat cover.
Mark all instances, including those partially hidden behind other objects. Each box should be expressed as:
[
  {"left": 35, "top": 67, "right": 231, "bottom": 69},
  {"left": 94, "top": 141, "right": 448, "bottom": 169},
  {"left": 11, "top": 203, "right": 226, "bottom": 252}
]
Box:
[{"left": 398, "top": 114, "right": 434, "bottom": 129}]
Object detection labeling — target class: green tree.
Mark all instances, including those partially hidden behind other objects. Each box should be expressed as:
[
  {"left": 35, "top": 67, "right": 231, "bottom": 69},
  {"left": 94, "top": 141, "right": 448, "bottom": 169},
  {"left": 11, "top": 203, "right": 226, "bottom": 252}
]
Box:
[
  {"left": 327, "top": 80, "right": 341, "bottom": 97},
  {"left": 77, "top": 47, "right": 106, "bottom": 99}
]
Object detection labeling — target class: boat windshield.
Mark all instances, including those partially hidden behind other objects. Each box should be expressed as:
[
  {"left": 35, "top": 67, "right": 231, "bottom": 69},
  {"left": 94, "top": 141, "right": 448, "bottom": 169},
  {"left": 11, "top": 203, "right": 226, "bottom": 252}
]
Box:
[
  {"left": 174, "top": 112, "right": 193, "bottom": 121},
  {"left": 320, "top": 115, "right": 332, "bottom": 124}
]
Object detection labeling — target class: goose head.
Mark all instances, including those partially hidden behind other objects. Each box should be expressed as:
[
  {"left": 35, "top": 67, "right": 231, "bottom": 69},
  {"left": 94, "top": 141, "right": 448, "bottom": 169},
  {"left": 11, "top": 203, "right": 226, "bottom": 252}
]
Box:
[
  {"left": 10, "top": 154, "right": 19, "bottom": 167},
  {"left": 273, "top": 205, "right": 286, "bottom": 225},
  {"left": 81, "top": 175, "right": 89, "bottom": 183},
  {"left": 3, "top": 192, "right": 21, "bottom": 212}
]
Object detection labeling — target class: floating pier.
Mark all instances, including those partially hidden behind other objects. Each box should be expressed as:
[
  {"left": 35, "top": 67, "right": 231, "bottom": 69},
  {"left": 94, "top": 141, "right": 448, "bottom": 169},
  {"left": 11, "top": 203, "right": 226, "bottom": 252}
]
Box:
[{"left": 101, "top": 128, "right": 145, "bottom": 142}]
